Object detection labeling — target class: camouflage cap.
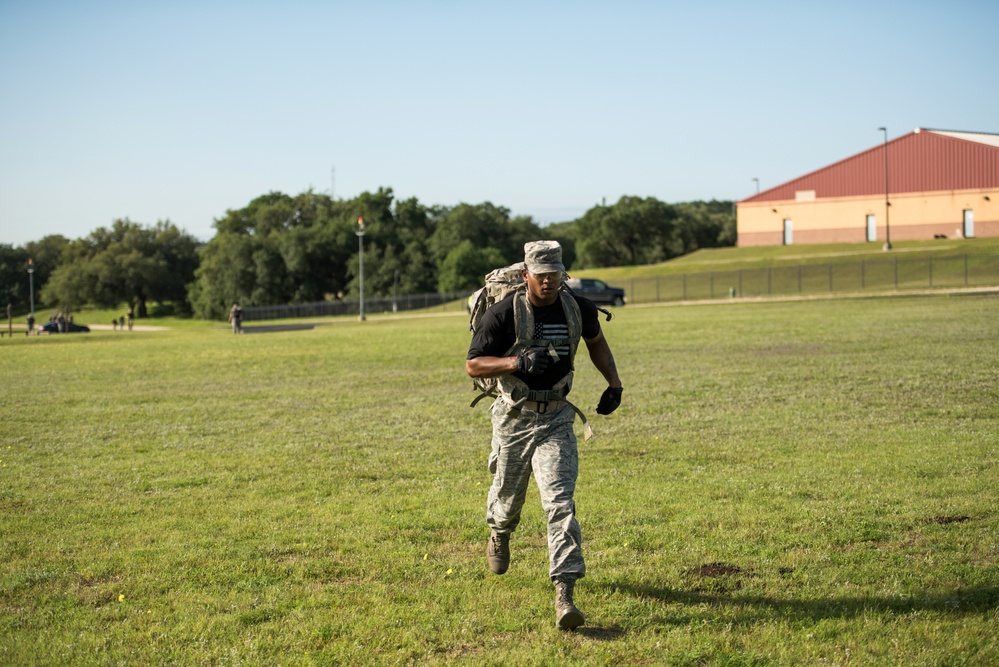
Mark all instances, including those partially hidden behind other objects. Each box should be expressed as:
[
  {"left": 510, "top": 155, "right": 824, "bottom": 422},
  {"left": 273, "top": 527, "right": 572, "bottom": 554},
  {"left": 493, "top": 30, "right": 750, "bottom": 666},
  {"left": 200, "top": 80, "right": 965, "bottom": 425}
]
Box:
[{"left": 524, "top": 240, "right": 565, "bottom": 274}]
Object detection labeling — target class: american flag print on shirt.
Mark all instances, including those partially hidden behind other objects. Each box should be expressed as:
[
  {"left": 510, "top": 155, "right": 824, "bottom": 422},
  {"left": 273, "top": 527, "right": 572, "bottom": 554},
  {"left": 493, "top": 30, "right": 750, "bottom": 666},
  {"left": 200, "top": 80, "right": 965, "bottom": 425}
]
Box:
[{"left": 534, "top": 321, "right": 570, "bottom": 358}]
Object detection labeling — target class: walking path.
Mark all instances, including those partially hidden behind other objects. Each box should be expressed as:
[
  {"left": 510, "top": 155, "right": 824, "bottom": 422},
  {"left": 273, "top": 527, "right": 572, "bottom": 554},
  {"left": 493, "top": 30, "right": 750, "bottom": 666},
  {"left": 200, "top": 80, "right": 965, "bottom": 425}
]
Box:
[{"left": 86, "top": 324, "right": 170, "bottom": 331}]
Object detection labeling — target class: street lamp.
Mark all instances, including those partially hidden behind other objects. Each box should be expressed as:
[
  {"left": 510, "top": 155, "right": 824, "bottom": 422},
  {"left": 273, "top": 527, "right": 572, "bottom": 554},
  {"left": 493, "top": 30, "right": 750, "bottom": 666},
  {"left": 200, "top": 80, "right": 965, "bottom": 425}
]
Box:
[
  {"left": 878, "top": 127, "right": 892, "bottom": 250},
  {"left": 356, "top": 216, "right": 366, "bottom": 321},
  {"left": 26, "top": 258, "right": 35, "bottom": 318},
  {"left": 392, "top": 269, "right": 399, "bottom": 313},
  {"left": 752, "top": 177, "right": 760, "bottom": 194}
]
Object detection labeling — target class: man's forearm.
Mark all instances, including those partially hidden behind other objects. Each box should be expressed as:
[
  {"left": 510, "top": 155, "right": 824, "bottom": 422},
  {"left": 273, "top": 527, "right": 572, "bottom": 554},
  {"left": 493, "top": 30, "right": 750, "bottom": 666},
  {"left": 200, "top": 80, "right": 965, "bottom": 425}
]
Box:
[
  {"left": 585, "top": 335, "right": 621, "bottom": 388},
  {"left": 466, "top": 356, "right": 518, "bottom": 379}
]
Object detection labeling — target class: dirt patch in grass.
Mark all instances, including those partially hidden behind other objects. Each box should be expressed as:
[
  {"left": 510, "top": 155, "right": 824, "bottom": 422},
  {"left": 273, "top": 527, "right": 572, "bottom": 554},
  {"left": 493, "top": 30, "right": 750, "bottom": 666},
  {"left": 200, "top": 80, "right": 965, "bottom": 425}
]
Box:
[
  {"left": 923, "top": 515, "right": 971, "bottom": 525},
  {"left": 578, "top": 625, "right": 626, "bottom": 640},
  {"left": 687, "top": 563, "right": 747, "bottom": 577},
  {"left": 683, "top": 562, "right": 752, "bottom": 594}
]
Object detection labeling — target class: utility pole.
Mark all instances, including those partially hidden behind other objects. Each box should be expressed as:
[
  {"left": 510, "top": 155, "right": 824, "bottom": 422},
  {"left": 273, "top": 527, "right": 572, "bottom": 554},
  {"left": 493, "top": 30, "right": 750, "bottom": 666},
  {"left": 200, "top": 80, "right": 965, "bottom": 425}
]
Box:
[
  {"left": 878, "top": 127, "right": 892, "bottom": 251},
  {"left": 27, "top": 258, "right": 35, "bottom": 319},
  {"left": 356, "top": 216, "right": 366, "bottom": 321}
]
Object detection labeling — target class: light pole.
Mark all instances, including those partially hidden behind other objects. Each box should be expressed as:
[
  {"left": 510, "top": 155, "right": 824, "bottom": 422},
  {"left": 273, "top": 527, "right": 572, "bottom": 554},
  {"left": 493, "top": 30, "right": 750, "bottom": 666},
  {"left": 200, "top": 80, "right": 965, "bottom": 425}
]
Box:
[
  {"left": 26, "top": 258, "right": 35, "bottom": 318},
  {"left": 878, "top": 127, "right": 892, "bottom": 250},
  {"left": 392, "top": 269, "right": 399, "bottom": 313},
  {"left": 752, "top": 177, "right": 759, "bottom": 194},
  {"left": 356, "top": 216, "right": 366, "bottom": 321}
]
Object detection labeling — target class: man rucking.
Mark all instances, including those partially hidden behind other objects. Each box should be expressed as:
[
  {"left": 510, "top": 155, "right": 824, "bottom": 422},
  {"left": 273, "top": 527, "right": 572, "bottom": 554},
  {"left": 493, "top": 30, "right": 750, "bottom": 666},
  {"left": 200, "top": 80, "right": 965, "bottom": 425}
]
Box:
[{"left": 466, "top": 240, "right": 623, "bottom": 629}]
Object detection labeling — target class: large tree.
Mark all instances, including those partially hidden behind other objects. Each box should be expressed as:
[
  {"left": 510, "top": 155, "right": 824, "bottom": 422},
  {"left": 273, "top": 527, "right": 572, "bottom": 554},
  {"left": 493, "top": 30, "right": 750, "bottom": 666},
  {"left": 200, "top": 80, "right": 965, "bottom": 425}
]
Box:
[
  {"left": 436, "top": 240, "right": 506, "bottom": 292},
  {"left": 41, "top": 219, "right": 199, "bottom": 316},
  {"left": 0, "top": 236, "right": 70, "bottom": 316},
  {"left": 185, "top": 188, "right": 735, "bottom": 318},
  {"left": 429, "top": 203, "right": 543, "bottom": 290},
  {"left": 570, "top": 197, "right": 735, "bottom": 269},
  {"left": 190, "top": 189, "right": 402, "bottom": 318},
  {"left": 191, "top": 191, "right": 317, "bottom": 319},
  {"left": 0, "top": 244, "right": 31, "bottom": 315},
  {"left": 573, "top": 196, "right": 677, "bottom": 268},
  {"left": 188, "top": 231, "right": 256, "bottom": 319},
  {"left": 392, "top": 197, "right": 439, "bottom": 294},
  {"left": 671, "top": 200, "right": 736, "bottom": 255}
]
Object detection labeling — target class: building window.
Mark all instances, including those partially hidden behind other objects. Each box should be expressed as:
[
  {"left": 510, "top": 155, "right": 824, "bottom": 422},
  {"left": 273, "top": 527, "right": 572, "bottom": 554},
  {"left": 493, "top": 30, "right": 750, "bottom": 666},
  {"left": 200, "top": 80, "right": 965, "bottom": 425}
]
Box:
[
  {"left": 783, "top": 219, "right": 793, "bottom": 245},
  {"left": 866, "top": 214, "right": 877, "bottom": 242}
]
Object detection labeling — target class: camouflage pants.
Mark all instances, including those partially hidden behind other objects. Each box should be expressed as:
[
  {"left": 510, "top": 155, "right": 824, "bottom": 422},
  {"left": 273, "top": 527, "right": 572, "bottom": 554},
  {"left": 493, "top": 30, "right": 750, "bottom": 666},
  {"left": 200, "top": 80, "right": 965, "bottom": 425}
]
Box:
[{"left": 486, "top": 397, "right": 585, "bottom": 581}]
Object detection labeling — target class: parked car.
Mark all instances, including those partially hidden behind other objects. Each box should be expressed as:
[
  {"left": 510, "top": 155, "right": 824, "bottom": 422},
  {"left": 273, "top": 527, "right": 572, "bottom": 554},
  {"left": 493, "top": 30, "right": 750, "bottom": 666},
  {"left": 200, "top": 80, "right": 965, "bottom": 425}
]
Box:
[
  {"left": 565, "top": 278, "right": 626, "bottom": 306},
  {"left": 38, "top": 320, "right": 90, "bottom": 333}
]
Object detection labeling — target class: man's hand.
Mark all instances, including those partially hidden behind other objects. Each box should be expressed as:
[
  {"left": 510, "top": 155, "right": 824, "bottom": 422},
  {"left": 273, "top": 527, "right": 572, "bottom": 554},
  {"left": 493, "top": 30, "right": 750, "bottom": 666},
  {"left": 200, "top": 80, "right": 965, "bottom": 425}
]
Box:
[
  {"left": 596, "top": 386, "right": 623, "bottom": 414},
  {"left": 517, "top": 348, "right": 550, "bottom": 375}
]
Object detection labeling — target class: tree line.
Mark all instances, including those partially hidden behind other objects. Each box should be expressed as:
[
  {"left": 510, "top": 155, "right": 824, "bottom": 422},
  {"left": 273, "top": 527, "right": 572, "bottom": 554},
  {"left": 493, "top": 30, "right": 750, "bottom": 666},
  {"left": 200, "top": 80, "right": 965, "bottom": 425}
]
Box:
[{"left": 1, "top": 188, "right": 734, "bottom": 320}]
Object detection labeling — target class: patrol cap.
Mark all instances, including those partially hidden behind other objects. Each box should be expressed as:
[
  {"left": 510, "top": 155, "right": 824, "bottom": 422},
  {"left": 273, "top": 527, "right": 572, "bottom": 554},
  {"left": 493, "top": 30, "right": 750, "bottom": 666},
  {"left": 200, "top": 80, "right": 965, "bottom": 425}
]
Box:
[{"left": 524, "top": 240, "right": 565, "bottom": 274}]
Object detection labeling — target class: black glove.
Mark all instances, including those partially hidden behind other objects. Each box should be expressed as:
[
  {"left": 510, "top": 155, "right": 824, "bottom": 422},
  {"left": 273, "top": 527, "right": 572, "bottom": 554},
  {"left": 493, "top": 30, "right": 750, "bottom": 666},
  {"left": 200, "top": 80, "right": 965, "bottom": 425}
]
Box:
[
  {"left": 516, "top": 348, "right": 550, "bottom": 375},
  {"left": 596, "top": 386, "right": 623, "bottom": 415}
]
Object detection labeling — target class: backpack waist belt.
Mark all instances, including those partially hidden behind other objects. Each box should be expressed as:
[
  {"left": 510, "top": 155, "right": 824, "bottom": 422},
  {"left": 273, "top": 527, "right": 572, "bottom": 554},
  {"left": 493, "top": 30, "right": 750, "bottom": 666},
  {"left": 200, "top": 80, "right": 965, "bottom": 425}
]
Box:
[
  {"left": 519, "top": 399, "right": 566, "bottom": 414},
  {"left": 504, "top": 390, "right": 594, "bottom": 441}
]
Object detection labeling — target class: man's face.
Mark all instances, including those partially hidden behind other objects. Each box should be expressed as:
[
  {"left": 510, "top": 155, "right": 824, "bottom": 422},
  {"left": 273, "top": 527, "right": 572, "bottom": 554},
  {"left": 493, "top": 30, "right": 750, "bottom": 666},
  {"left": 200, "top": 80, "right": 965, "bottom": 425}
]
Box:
[{"left": 523, "top": 269, "right": 561, "bottom": 305}]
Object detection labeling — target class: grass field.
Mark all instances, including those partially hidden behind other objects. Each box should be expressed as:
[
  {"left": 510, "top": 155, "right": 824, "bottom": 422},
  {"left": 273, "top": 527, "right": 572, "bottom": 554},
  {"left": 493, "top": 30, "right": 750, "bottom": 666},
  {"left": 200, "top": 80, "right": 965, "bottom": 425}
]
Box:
[
  {"left": 591, "top": 237, "right": 999, "bottom": 280},
  {"left": 2, "top": 292, "right": 998, "bottom": 665}
]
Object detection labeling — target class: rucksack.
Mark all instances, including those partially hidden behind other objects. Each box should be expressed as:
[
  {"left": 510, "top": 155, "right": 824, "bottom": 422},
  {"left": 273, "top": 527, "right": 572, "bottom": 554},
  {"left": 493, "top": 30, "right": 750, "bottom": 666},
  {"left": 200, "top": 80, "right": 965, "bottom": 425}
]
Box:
[
  {"left": 467, "top": 262, "right": 613, "bottom": 347},
  {"left": 467, "top": 262, "right": 532, "bottom": 400},
  {"left": 467, "top": 262, "right": 611, "bottom": 440}
]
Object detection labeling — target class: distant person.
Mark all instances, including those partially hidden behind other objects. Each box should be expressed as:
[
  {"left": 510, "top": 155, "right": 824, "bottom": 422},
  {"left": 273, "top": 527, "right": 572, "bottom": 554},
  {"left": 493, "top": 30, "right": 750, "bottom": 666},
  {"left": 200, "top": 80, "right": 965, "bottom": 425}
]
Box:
[
  {"left": 466, "top": 240, "right": 623, "bottom": 630},
  {"left": 229, "top": 304, "right": 243, "bottom": 334},
  {"left": 127, "top": 305, "right": 134, "bottom": 331},
  {"left": 112, "top": 319, "right": 118, "bottom": 331},
  {"left": 57, "top": 312, "right": 66, "bottom": 333},
  {"left": 119, "top": 315, "right": 125, "bottom": 330}
]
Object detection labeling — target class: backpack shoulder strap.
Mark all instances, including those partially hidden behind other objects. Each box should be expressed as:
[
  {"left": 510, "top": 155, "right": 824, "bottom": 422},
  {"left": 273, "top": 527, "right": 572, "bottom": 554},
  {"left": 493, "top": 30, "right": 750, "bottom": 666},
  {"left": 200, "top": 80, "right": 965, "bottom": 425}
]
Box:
[{"left": 511, "top": 285, "right": 533, "bottom": 351}]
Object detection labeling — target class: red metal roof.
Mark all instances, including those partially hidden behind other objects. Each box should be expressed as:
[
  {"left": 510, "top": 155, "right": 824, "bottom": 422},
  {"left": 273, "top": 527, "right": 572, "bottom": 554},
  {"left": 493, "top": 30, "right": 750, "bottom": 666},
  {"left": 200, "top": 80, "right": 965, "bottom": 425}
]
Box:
[{"left": 742, "top": 129, "right": 999, "bottom": 203}]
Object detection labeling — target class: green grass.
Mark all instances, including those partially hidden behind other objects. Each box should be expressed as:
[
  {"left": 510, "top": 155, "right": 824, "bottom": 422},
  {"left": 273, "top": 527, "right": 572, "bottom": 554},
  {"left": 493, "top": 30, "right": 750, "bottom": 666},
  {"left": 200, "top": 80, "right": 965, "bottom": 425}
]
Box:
[
  {"left": 567, "top": 238, "right": 999, "bottom": 305},
  {"left": 2, "top": 293, "right": 998, "bottom": 665},
  {"left": 589, "top": 237, "right": 999, "bottom": 280}
]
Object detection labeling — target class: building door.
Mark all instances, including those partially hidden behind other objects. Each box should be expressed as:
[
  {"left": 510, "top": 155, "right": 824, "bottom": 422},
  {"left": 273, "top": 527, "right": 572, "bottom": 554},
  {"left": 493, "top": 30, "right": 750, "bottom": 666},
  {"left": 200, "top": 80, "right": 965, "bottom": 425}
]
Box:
[
  {"left": 783, "top": 219, "right": 793, "bottom": 245},
  {"left": 963, "top": 209, "right": 975, "bottom": 238},
  {"left": 866, "top": 214, "right": 877, "bottom": 242}
]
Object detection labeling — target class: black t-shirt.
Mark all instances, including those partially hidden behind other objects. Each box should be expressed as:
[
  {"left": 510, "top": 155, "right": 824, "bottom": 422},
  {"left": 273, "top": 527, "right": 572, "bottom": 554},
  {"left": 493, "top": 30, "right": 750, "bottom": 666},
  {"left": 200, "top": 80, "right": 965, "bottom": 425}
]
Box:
[{"left": 467, "top": 292, "right": 601, "bottom": 391}]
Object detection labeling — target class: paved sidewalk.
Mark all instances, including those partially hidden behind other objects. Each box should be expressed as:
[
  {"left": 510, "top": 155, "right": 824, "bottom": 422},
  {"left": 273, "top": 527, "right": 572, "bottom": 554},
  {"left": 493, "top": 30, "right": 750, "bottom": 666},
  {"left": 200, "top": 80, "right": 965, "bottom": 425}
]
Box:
[{"left": 86, "top": 324, "right": 170, "bottom": 331}]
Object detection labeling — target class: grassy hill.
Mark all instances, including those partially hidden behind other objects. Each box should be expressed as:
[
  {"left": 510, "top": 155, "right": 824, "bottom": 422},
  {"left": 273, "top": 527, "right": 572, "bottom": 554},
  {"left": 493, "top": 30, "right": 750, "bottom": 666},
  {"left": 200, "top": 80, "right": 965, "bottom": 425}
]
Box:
[
  {"left": 564, "top": 238, "right": 999, "bottom": 304},
  {"left": 574, "top": 237, "right": 999, "bottom": 282}
]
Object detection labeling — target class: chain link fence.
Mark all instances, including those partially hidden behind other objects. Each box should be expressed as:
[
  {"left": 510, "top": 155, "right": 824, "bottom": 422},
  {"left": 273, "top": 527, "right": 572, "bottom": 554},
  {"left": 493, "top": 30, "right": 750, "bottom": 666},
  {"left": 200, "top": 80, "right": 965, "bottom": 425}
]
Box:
[
  {"left": 241, "top": 253, "right": 999, "bottom": 322},
  {"left": 622, "top": 253, "right": 999, "bottom": 304},
  {"left": 241, "top": 291, "right": 470, "bottom": 322}
]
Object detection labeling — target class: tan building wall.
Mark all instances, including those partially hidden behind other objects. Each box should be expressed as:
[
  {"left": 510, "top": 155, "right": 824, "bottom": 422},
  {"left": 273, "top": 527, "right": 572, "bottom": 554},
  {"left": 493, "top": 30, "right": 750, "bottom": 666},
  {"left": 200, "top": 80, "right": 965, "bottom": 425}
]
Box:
[{"left": 737, "top": 188, "right": 999, "bottom": 246}]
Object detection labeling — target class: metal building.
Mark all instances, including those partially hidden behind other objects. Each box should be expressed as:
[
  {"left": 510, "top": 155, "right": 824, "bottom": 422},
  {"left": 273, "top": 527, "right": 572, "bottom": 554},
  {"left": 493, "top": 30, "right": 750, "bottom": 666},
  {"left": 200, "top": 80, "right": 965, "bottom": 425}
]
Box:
[{"left": 737, "top": 128, "right": 999, "bottom": 247}]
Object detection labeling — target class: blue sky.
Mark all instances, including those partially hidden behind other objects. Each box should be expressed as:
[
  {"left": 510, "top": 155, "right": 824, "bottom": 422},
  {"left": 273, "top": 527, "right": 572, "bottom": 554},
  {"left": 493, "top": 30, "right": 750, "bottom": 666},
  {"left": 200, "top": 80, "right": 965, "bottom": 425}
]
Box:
[{"left": 2, "top": 0, "right": 997, "bottom": 246}]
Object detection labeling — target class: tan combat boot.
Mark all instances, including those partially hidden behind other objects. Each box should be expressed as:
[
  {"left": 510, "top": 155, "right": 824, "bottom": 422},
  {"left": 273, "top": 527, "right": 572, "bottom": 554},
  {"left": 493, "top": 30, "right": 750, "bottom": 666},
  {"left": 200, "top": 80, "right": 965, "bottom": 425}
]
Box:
[
  {"left": 486, "top": 530, "right": 510, "bottom": 574},
  {"left": 554, "top": 577, "right": 584, "bottom": 629}
]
